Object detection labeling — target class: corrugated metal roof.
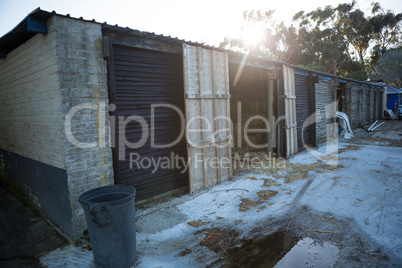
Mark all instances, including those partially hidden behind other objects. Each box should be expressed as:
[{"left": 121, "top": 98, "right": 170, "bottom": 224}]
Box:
[
  {"left": 0, "top": 8, "right": 384, "bottom": 89},
  {"left": 101, "top": 24, "right": 215, "bottom": 49},
  {"left": 100, "top": 23, "right": 285, "bottom": 70},
  {"left": 290, "top": 64, "right": 382, "bottom": 88},
  {"left": 0, "top": 8, "right": 222, "bottom": 54},
  {"left": 387, "top": 85, "right": 402, "bottom": 94}
]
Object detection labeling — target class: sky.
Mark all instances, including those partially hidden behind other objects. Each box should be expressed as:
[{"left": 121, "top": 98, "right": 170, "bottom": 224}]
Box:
[{"left": 0, "top": 0, "right": 401, "bottom": 46}]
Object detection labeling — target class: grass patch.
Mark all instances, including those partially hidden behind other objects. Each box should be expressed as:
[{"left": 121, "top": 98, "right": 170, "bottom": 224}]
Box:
[
  {"left": 238, "top": 198, "right": 264, "bottom": 212},
  {"left": 257, "top": 190, "right": 278, "bottom": 200},
  {"left": 188, "top": 220, "right": 211, "bottom": 228},
  {"left": 263, "top": 178, "right": 281, "bottom": 187},
  {"left": 339, "top": 145, "right": 361, "bottom": 153},
  {"left": 235, "top": 150, "right": 346, "bottom": 184}
]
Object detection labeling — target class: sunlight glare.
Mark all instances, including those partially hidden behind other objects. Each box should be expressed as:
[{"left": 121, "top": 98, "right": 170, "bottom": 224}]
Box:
[{"left": 243, "top": 23, "right": 265, "bottom": 45}]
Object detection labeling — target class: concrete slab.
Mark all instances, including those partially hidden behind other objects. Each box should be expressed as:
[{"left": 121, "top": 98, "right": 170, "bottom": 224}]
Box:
[{"left": 136, "top": 206, "right": 187, "bottom": 234}]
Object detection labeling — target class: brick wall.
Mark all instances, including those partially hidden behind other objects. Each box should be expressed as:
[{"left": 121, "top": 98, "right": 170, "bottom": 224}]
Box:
[{"left": 315, "top": 79, "right": 336, "bottom": 142}]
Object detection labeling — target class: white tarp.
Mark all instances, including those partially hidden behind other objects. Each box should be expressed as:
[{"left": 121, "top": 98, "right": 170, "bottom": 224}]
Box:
[{"left": 336, "top": 111, "right": 354, "bottom": 139}]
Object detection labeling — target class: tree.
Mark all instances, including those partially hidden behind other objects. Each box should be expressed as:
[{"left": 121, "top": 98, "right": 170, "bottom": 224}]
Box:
[
  {"left": 336, "top": 8, "right": 373, "bottom": 71},
  {"left": 370, "top": 3, "right": 402, "bottom": 53},
  {"left": 370, "top": 48, "right": 402, "bottom": 87},
  {"left": 294, "top": 1, "right": 376, "bottom": 73},
  {"left": 292, "top": 3, "right": 353, "bottom": 75},
  {"left": 342, "top": 58, "right": 367, "bottom": 80},
  {"left": 220, "top": 2, "right": 401, "bottom": 81},
  {"left": 294, "top": 2, "right": 401, "bottom": 74},
  {"left": 368, "top": 2, "right": 402, "bottom": 68},
  {"left": 220, "top": 10, "right": 302, "bottom": 63}
]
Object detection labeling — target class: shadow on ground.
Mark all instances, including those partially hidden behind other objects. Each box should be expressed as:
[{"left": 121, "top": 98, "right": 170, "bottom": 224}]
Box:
[{"left": 0, "top": 187, "right": 66, "bottom": 267}]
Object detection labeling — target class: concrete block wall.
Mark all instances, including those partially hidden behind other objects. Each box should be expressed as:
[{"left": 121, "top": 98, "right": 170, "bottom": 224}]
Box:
[
  {"left": 316, "top": 81, "right": 380, "bottom": 132},
  {"left": 347, "top": 84, "right": 379, "bottom": 129},
  {"left": 361, "top": 87, "right": 368, "bottom": 125},
  {"left": 369, "top": 88, "right": 375, "bottom": 122},
  {"left": 315, "top": 79, "right": 336, "bottom": 142},
  {"left": 53, "top": 16, "right": 114, "bottom": 240},
  {"left": 0, "top": 20, "right": 64, "bottom": 169},
  {"left": 351, "top": 84, "right": 361, "bottom": 128},
  {"left": 367, "top": 88, "right": 371, "bottom": 122},
  {"left": 0, "top": 17, "right": 74, "bottom": 237},
  {"left": 0, "top": 15, "right": 114, "bottom": 241}
]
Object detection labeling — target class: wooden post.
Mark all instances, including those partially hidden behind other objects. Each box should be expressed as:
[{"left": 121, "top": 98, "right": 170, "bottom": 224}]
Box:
[
  {"left": 103, "top": 36, "right": 121, "bottom": 183},
  {"left": 358, "top": 86, "right": 363, "bottom": 126},
  {"left": 376, "top": 89, "right": 380, "bottom": 120},
  {"left": 267, "top": 73, "right": 275, "bottom": 155},
  {"left": 283, "top": 65, "right": 297, "bottom": 157},
  {"left": 367, "top": 87, "right": 370, "bottom": 123},
  {"left": 308, "top": 72, "right": 317, "bottom": 147},
  {"left": 346, "top": 82, "right": 352, "bottom": 121},
  {"left": 276, "top": 66, "right": 285, "bottom": 158},
  {"left": 331, "top": 79, "right": 339, "bottom": 138}
]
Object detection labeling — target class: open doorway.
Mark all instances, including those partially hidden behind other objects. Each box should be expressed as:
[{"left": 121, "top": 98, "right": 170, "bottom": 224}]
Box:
[
  {"left": 228, "top": 62, "right": 282, "bottom": 174},
  {"left": 337, "top": 82, "right": 347, "bottom": 113}
]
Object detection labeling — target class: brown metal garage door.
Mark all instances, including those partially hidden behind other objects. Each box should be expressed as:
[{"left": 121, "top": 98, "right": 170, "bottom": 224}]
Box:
[
  {"left": 294, "top": 73, "right": 312, "bottom": 151},
  {"left": 112, "top": 45, "right": 188, "bottom": 200}
]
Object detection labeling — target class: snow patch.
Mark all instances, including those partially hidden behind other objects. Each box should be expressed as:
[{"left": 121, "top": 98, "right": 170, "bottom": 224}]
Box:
[
  {"left": 40, "top": 245, "right": 94, "bottom": 268},
  {"left": 39, "top": 141, "right": 402, "bottom": 267}
]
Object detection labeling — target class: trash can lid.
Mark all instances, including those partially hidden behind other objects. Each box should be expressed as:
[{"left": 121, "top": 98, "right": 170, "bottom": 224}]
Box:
[{"left": 78, "top": 185, "right": 136, "bottom": 207}]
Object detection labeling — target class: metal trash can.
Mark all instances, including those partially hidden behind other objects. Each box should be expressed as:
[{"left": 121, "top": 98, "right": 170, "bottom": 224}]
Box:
[{"left": 79, "top": 185, "right": 136, "bottom": 268}]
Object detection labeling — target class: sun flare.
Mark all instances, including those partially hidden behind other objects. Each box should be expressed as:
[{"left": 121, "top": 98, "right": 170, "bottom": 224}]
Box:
[{"left": 242, "top": 23, "right": 265, "bottom": 45}]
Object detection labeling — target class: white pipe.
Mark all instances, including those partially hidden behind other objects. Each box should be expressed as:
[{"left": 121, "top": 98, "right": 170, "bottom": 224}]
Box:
[
  {"left": 370, "top": 122, "right": 385, "bottom": 132},
  {"left": 367, "top": 120, "right": 378, "bottom": 132}
]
